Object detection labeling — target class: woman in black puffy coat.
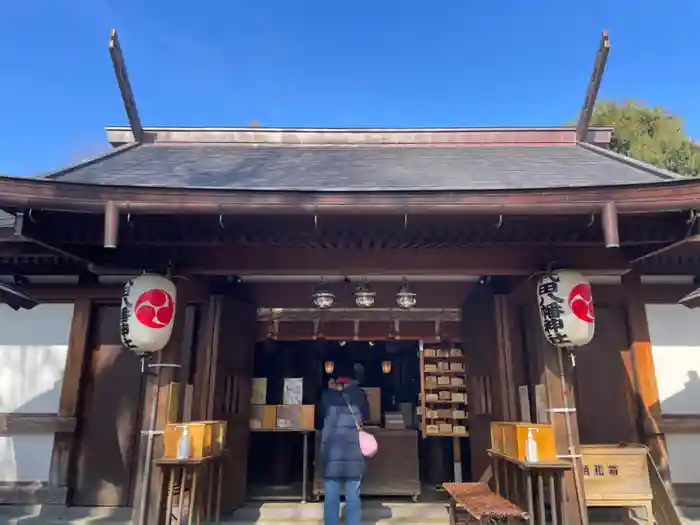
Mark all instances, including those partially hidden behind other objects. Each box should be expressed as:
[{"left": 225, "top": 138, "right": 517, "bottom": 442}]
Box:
[{"left": 319, "top": 365, "right": 369, "bottom": 525}]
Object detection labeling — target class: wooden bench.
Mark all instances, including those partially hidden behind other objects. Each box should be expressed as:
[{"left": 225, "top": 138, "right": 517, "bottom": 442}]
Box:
[{"left": 443, "top": 482, "right": 529, "bottom": 524}]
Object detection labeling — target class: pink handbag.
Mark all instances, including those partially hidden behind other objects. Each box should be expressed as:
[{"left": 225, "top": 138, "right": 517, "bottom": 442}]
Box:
[
  {"left": 358, "top": 428, "right": 378, "bottom": 457},
  {"left": 342, "top": 392, "right": 379, "bottom": 457}
]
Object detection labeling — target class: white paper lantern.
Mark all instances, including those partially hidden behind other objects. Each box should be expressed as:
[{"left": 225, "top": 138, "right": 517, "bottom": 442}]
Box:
[
  {"left": 536, "top": 270, "right": 595, "bottom": 348},
  {"left": 120, "top": 273, "right": 177, "bottom": 354}
]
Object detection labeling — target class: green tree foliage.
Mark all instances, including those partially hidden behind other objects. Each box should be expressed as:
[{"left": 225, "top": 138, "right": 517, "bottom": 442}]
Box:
[{"left": 589, "top": 101, "right": 700, "bottom": 177}]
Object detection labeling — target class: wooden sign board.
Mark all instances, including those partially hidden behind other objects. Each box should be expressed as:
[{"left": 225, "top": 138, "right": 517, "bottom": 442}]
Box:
[{"left": 580, "top": 444, "right": 652, "bottom": 502}]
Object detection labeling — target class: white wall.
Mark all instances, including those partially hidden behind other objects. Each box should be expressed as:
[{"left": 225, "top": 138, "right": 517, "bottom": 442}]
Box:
[
  {"left": 0, "top": 303, "right": 74, "bottom": 483},
  {"left": 646, "top": 304, "right": 700, "bottom": 483}
]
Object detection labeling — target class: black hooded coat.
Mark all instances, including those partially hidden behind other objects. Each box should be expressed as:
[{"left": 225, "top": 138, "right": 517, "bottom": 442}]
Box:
[{"left": 319, "top": 379, "right": 370, "bottom": 480}]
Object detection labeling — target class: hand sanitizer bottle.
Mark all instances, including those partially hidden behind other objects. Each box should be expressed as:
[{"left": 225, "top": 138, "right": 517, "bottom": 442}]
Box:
[
  {"left": 177, "top": 425, "right": 191, "bottom": 460},
  {"left": 525, "top": 428, "right": 539, "bottom": 463}
]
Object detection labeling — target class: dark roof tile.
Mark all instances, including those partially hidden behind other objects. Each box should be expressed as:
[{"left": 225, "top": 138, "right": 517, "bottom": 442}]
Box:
[{"left": 54, "top": 143, "right": 670, "bottom": 191}]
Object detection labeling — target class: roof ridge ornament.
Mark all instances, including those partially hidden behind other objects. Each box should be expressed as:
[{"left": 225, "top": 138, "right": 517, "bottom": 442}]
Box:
[
  {"left": 109, "top": 29, "right": 144, "bottom": 143},
  {"left": 576, "top": 30, "right": 611, "bottom": 143}
]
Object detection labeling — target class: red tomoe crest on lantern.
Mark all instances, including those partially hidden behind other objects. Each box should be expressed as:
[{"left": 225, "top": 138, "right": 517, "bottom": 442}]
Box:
[
  {"left": 568, "top": 283, "right": 595, "bottom": 324},
  {"left": 536, "top": 270, "right": 595, "bottom": 348},
  {"left": 134, "top": 289, "right": 175, "bottom": 328},
  {"left": 120, "top": 274, "right": 177, "bottom": 353}
]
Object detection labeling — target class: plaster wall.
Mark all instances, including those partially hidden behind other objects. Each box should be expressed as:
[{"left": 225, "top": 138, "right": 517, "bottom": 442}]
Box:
[
  {"left": 646, "top": 304, "right": 700, "bottom": 484},
  {"left": 0, "top": 304, "right": 74, "bottom": 482}
]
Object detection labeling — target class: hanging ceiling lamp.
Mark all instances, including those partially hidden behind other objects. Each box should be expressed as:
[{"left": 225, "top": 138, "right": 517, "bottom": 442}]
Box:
[
  {"left": 381, "top": 360, "right": 392, "bottom": 374},
  {"left": 312, "top": 280, "right": 335, "bottom": 309},
  {"left": 324, "top": 360, "right": 335, "bottom": 374},
  {"left": 354, "top": 281, "right": 376, "bottom": 308},
  {"left": 396, "top": 279, "right": 417, "bottom": 309}
]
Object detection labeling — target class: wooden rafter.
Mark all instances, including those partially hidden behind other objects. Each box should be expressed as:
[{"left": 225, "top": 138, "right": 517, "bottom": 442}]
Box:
[
  {"left": 13, "top": 212, "right": 95, "bottom": 270},
  {"left": 8, "top": 209, "right": 689, "bottom": 251}
]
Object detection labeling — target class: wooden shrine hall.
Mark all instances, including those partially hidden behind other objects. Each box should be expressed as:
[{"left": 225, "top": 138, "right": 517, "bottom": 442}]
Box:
[{"left": 0, "top": 29, "right": 699, "bottom": 525}]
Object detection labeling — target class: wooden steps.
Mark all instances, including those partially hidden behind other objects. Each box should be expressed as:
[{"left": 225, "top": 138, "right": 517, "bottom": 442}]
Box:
[{"left": 224, "top": 501, "right": 450, "bottom": 524}]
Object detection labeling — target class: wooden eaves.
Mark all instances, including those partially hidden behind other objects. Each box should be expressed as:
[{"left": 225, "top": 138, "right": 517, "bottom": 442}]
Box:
[
  {"left": 0, "top": 175, "right": 700, "bottom": 216},
  {"left": 2, "top": 173, "right": 700, "bottom": 260}
]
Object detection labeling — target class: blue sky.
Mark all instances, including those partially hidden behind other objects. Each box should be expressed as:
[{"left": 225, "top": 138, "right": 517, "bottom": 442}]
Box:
[{"left": 1, "top": 0, "right": 698, "bottom": 176}]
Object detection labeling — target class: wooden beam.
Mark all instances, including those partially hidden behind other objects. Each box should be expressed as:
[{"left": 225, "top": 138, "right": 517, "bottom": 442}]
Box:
[
  {"left": 58, "top": 300, "right": 92, "bottom": 417},
  {"left": 257, "top": 307, "right": 461, "bottom": 322},
  {"left": 576, "top": 30, "right": 611, "bottom": 142},
  {"left": 0, "top": 414, "right": 76, "bottom": 434},
  {"left": 109, "top": 29, "right": 144, "bottom": 142},
  {"left": 660, "top": 415, "right": 700, "bottom": 434},
  {"left": 629, "top": 235, "right": 700, "bottom": 264},
  {"left": 67, "top": 246, "right": 631, "bottom": 276}
]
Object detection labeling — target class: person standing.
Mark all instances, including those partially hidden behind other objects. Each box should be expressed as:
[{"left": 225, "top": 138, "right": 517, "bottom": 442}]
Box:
[{"left": 319, "top": 365, "right": 370, "bottom": 525}]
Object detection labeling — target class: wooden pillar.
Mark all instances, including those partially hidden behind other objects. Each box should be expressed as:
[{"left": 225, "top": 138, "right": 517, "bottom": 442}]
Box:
[
  {"left": 48, "top": 299, "right": 92, "bottom": 499},
  {"left": 462, "top": 278, "right": 520, "bottom": 483},
  {"left": 522, "top": 289, "right": 586, "bottom": 525},
  {"left": 190, "top": 283, "right": 257, "bottom": 512},
  {"left": 192, "top": 296, "right": 220, "bottom": 421},
  {"left": 494, "top": 294, "right": 518, "bottom": 421},
  {"left": 622, "top": 273, "right": 669, "bottom": 477}
]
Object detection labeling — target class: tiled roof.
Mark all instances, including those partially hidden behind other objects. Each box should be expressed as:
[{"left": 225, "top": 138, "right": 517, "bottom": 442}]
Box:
[{"left": 49, "top": 142, "right": 673, "bottom": 191}]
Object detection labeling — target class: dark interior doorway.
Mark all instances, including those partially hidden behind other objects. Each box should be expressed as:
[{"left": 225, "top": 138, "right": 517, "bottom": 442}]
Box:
[{"left": 246, "top": 339, "right": 426, "bottom": 500}]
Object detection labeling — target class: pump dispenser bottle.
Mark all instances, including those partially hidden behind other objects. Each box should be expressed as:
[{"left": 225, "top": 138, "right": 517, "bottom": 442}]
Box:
[
  {"left": 525, "top": 428, "right": 539, "bottom": 462},
  {"left": 176, "top": 425, "right": 191, "bottom": 460}
]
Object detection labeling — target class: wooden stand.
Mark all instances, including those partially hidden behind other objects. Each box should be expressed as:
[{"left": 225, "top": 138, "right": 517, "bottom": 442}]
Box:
[
  {"left": 488, "top": 449, "right": 572, "bottom": 525},
  {"left": 156, "top": 452, "right": 225, "bottom": 525}
]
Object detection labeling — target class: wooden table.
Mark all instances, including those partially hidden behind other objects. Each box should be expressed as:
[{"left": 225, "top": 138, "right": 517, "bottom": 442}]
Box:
[
  {"left": 313, "top": 428, "right": 421, "bottom": 500},
  {"left": 488, "top": 449, "right": 572, "bottom": 525},
  {"left": 155, "top": 452, "right": 225, "bottom": 525},
  {"left": 250, "top": 428, "right": 315, "bottom": 503}
]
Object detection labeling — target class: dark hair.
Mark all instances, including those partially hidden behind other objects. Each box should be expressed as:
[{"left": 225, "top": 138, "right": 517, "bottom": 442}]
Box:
[{"left": 332, "top": 361, "right": 355, "bottom": 380}]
